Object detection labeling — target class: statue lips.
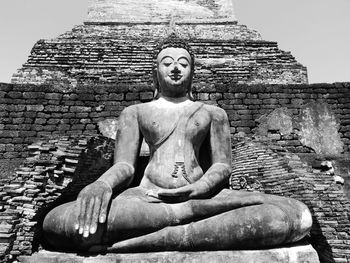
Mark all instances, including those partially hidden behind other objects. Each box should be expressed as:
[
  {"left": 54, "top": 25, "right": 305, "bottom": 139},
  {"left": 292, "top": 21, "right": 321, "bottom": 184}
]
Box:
[{"left": 169, "top": 73, "right": 183, "bottom": 82}]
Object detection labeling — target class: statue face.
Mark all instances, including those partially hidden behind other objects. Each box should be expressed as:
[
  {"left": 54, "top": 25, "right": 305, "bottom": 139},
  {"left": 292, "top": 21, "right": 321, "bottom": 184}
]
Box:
[{"left": 156, "top": 47, "right": 192, "bottom": 98}]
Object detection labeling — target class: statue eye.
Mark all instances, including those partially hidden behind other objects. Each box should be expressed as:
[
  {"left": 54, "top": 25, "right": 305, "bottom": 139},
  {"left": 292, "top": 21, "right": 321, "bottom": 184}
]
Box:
[
  {"left": 178, "top": 58, "right": 189, "bottom": 68},
  {"left": 162, "top": 58, "right": 173, "bottom": 67}
]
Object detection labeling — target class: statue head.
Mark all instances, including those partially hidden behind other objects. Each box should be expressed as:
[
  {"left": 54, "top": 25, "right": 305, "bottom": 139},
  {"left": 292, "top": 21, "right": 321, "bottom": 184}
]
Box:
[{"left": 153, "top": 34, "right": 195, "bottom": 100}]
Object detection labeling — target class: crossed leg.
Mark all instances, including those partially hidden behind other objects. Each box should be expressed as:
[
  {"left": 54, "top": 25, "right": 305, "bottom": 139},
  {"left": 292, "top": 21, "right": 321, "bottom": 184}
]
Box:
[{"left": 43, "top": 187, "right": 312, "bottom": 251}]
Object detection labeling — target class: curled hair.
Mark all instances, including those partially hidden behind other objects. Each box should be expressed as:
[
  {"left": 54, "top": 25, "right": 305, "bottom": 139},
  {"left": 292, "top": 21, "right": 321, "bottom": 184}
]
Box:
[{"left": 153, "top": 33, "right": 195, "bottom": 100}]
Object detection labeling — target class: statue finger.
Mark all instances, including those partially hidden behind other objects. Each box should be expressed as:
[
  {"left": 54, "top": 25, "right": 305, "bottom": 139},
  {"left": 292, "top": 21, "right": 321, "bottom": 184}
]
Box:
[
  {"left": 78, "top": 197, "right": 87, "bottom": 235},
  {"left": 99, "top": 191, "right": 111, "bottom": 224},
  {"left": 90, "top": 197, "right": 101, "bottom": 234},
  {"left": 83, "top": 197, "right": 95, "bottom": 238},
  {"left": 75, "top": 197, "right": 82, "bottom": 231},
  {"left": 158, "top": 188, "right": 191, "bottom": 197}
]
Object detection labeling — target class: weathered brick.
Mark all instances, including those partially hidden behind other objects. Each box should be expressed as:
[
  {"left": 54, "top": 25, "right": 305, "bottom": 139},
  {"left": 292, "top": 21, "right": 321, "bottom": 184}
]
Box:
[
  {"left": 209, "top": 93, "right": 223, "bottom": 100},
  {"left": 3, "top": 152, "right": 19, "bottom": 158},
  {"left": 71, "top": 124, "right": 85, "bottom": 130},
  {"left": 109, "top": 93, "right": 124, "bottom": 101},
  {"left": 23, "top": 92, "right": 45, "bottom": 99},
  {"left": 45, "top": 105, "right": 69, "bottom": 112},
  {"left": 139, "top": 92, "right": 153, "bottom": 101},
  {"left": 79, "top": 93, "right": 95, "bottom": 101},
  {"left": 243, "top": 99, "right": 260, "bottom": 105},
  {"left": 45, "top": 93, "right": 62, "bottom": 100},
  {"left": 26, "top": 105, "right": 44, "bottom": 112},
  {"left": 24, "top": 112, "right": 37, "bottom": 118},
  {"left": 0, "top": 144, "right": 5, "bottom": 152},
  {"left": 43, "top": 125, "right": 57, "bottom": 131},
  {"left": 0, "top": 130, "right": 19, "bottom": 137},
  {"left": 86, "top": 124, "right": 96, "bottom": 130},
  {"left": 76, "top": 113, "right": 89, "bottom": 118},
  {"left": 13, "top": 118, "right": 25, "bottom": 124},
  {"left": 46, "top": 119, "right": 61, "bottom": 125},
  {"left": 70, "top": 106, "right": 91, "bottom": 112},
  {"left": 80, "top": 119, "right": 91, "bottom": 124},
  {"left": 8, "top": 105, "right": 26, "bottom": 112},
  {"left": 57, "top": 124, "right": 71, "bottom": 131},
  {"left": 5, "top": 144, "right": 14, "bottom": 152},
  {"left": 7, "top": 91, "right": 22, "bottom": 99},
  {"left": 125, "top": 93, "right": 139, "bottom": 101}
]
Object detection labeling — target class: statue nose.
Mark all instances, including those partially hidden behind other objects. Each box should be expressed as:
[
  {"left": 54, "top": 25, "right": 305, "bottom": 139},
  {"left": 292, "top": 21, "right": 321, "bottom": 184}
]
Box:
[{"left": 172, "top": 65, "right": 181, "bottom": 74}]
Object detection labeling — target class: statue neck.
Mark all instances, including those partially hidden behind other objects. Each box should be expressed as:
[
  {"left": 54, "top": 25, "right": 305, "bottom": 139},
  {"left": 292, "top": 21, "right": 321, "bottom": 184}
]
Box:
[
  {"left": 159, "top": 95, "right": 190, "bottom": 104},
  {"left": 155, "top": 96, "right": 192, "bottom": 109}
]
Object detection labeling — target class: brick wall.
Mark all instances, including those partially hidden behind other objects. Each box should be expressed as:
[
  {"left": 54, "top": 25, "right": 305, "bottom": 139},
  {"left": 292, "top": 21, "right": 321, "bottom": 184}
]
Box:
[{"left": 0, "top": 82, "right": 349, "bottom": 159}]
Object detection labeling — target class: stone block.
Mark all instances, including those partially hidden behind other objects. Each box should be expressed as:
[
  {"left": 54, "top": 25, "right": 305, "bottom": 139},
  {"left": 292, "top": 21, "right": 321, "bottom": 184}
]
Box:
[
  {"left": 26, "top": 105, "right": 44, "bottom": 112},
  {"left": 125, "top": 93, "right": 139, "bottom": 101},
  {"left": 3, "top": 152, "right": 19, "bottom": 159},
  {"left": 23, "top": 92, "right": 45, "bottom": 99},
  {"left": 79, "top": 94, "right": 95, "bottom": 101},
  {"left": 209, "top": 93, "right": 223, "bottom": 101},
  {"left": 140, "top": 92, "right": 153, "bottom": 101},
  {"left": 45, "top": 93, "right": 62, "bottom": 100},
  {"left": 8, "top": 91, "right": 22, "bottom": 99},
  {"left": 70, "top": 106, "right": 91, "bottom": 113},
  {"left": 76, "top": 113, "right": 89, "bottom": 118},
  {"left": 244, "top": 99, "right": 261, "bottom": 105},
  {"left": 18, "top": 244, "right": 319, "bottom": 263}
]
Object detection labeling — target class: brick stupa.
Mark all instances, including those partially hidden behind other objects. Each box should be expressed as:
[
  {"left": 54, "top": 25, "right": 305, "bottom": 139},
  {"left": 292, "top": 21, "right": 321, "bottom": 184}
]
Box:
[{"left": 11, "top": 0, "right": 308, "bottom": 87}]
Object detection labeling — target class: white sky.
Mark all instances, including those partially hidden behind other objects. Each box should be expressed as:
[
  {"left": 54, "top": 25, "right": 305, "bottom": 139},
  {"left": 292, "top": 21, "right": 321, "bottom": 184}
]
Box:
[{"left": 0, "top": 0, "right": 349, "bottom": 83}]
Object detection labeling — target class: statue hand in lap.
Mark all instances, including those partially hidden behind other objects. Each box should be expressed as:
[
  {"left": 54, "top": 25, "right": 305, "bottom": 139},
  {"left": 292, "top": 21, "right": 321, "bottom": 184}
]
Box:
[
  {"left": 43, "top": 35, "right": 312, "bottom": 252},
  {"left": 75, "top": 180, "right": 112, "bottom": 238}
]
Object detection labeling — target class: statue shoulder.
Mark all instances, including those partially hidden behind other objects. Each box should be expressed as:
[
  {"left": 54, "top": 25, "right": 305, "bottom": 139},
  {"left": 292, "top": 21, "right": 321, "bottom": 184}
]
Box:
[
  {"left": 202, "top": 104, "right": 228, "bottom": 121},
  {"left": 120, "top": 104, "right": 140, "bottom": 118}
]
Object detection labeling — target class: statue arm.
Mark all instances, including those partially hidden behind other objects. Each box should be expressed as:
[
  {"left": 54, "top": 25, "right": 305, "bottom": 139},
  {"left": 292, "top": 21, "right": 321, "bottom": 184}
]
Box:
[
  {"left": 157, "top": 107, "right": 231, "bottom": 200},
  {"left": 97, "top": 105, "right": 142, "bottom": 191},
  {"left": 189, "top": 107, "right": 231, "bottom": 198},
  {"left": 75, "top": 105, "right": 141, "bottom": 237}
]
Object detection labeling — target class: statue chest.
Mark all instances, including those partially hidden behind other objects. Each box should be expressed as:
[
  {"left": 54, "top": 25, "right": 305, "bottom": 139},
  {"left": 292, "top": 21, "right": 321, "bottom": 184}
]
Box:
[{"left": 138, "top": 109, "right": 210, "bottom": 147}]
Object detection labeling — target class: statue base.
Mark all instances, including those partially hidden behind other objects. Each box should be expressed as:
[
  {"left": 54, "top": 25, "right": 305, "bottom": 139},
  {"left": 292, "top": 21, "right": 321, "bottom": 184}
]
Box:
[{"left": 18, "top": 243, "right": 319, "bottom": 263}]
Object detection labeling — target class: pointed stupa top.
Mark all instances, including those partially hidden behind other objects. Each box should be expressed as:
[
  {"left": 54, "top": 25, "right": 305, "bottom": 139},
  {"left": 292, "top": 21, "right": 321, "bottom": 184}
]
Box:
[{"left": 85, "top": 0, "right": 237, "bottom": 24}]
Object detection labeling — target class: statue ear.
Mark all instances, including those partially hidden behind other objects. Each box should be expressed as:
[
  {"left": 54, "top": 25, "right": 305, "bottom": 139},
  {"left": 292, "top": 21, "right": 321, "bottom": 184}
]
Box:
[
  {"left": 187, "top": 71, "right": 195, "bottom": 101},
  {"left": 153, "top": 87, "right": 159, "bottom": 99},
  {"left": 188, "top": 90, "right": 195, "bottom": 101},
  {"left": 153, "top": 66, "right": 160, "bottom": 99}
]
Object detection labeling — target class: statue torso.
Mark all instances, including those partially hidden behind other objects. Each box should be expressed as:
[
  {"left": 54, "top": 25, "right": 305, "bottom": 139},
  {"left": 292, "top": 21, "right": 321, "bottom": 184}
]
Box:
[{"left": 136, "top": 99, "right": 212, "bottom": 190}]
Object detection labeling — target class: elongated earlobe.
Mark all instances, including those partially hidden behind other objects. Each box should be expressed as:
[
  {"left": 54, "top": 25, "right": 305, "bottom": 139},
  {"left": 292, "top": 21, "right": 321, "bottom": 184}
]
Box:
[
  {"left": 188, "top": 90, "right": 195, "bottom": 101},
  {"left": 153, "top": 67, "right": 160, "bottom": 99},
  {"left": 153, "top": 87, "right": 159, "bottom": 99}
]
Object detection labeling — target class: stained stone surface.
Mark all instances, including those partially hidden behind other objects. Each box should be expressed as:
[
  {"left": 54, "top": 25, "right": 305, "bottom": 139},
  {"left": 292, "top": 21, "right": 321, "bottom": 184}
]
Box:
[
  {"left": 299, "top": 102, "right": 344, "bottom": 155},
  {"left": 97, "top": 118, "right": 118, "bottom": 139},
  {"left": 18, "top": 244, "right": 319, "bottom": 263},
  {"left": 86, "top": 0, "right": 237, "bottom": 24},
  {"left": 255, "top": 107, "right": 293, "bottom": 137}
]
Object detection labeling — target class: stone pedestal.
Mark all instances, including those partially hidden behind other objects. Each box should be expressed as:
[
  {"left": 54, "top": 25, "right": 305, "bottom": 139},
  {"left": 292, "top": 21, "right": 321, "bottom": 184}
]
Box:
[{"left": 18, "top": 243, "right": 319, "bottom": 263}]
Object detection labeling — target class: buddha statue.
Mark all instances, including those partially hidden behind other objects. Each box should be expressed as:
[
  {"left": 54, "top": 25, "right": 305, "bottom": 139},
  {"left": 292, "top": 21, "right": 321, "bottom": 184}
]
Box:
[{"left": 43, "top": 35, "right": 312, "bottom": 252}]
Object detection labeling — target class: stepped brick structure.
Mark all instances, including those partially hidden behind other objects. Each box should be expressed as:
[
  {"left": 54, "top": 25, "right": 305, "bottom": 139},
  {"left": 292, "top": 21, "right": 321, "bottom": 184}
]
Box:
[{"left": 11, "top": 0, "right": 307, "bottom": 86}]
